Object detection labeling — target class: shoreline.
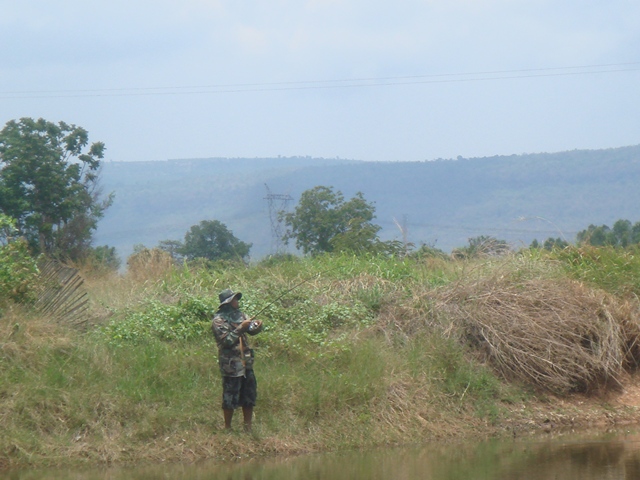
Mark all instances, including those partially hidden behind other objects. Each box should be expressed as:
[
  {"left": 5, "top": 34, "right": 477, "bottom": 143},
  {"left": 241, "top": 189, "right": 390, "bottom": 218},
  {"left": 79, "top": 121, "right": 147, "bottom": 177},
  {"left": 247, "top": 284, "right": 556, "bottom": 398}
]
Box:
[{"left": 3, "top": 386, "right": 640, "bottom": 472}]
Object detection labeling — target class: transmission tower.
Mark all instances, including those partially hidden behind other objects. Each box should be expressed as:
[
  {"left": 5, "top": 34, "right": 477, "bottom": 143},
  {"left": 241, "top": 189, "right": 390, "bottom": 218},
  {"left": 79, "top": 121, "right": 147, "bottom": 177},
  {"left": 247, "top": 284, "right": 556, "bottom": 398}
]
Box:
[{"left": 264, "top": 184, "right": 293, "bottom": 254}]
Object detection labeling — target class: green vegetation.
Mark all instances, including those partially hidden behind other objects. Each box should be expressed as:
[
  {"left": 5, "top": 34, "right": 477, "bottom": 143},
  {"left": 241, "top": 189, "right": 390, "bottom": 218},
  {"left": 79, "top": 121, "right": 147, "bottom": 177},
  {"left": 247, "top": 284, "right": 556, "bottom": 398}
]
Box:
[
  {"left": 0, "top": 214, "right": 39, "bottom": 307},
  {"left": 576, "top": 219, "right": 640, "bottom": 247},
  {"left": 158, "top": 219, "right": 252, "bottom": 264},
  {"left": 4, "top": 116, "right": 640, "bottom": 471},
  {"left": 3, "top": 246, "right": 640, "bottom": 469},
  {"left": 452, "top": 235, "right": 510, "bottom": 258},
  {"left": 281, "top": 186, "right": 380, "bottom": 255},
  {"left": 0, "top": 117, "right": 113, "bottom": 262}
]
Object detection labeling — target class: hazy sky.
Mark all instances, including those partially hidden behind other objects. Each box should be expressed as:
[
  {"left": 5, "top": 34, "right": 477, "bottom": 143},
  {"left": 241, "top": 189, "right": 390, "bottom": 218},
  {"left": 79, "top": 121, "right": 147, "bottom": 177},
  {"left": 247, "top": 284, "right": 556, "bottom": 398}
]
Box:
[{"left": 1, "top": 1, "right": 639, "bottom": 163}]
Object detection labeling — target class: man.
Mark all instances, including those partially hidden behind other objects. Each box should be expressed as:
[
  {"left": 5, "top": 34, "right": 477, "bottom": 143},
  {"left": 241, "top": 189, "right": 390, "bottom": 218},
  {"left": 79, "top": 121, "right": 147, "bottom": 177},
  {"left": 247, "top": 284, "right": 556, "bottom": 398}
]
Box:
[{"left": 211, "top": 289, "right": 263, "bottom": 432}]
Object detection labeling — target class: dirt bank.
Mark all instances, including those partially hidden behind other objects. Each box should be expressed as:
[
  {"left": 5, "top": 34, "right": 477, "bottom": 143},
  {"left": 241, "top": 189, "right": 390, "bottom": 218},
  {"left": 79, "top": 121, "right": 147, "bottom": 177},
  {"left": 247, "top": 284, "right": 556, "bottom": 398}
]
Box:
[{"left": 499, "top": 372, "right": 640, "bottom": 439}]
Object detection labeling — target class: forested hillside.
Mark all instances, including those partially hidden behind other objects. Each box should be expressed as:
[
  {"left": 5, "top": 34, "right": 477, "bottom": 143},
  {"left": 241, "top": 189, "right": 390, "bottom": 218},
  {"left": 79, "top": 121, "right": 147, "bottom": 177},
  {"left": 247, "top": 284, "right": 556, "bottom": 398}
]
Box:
[{"left": 95, "top": 146, "right": 640, "bottom": 261}]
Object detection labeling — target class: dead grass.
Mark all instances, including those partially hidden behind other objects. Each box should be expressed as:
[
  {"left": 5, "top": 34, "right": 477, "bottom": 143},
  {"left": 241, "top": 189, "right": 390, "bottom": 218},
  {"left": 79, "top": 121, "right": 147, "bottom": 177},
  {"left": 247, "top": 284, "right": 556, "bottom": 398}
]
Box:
[
  {"left": 79, "top": 255, "right": 181, "bottom": 326},
  {"left": 430, "top": 259, "right": 640, "bottom": 394},
  {"left": 0, "top": 304, "right": 74, "bottom": 359}
]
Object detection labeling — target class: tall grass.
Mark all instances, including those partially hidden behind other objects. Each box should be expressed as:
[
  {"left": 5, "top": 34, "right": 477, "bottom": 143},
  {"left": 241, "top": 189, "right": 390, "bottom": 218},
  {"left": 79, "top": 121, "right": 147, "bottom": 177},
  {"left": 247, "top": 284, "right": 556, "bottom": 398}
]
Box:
[
  {"left": 2, "top": 249, "right": 640, "bottom": 468},
  {"left": 551, "top": 245, "right": 640, "bottom": 296}
]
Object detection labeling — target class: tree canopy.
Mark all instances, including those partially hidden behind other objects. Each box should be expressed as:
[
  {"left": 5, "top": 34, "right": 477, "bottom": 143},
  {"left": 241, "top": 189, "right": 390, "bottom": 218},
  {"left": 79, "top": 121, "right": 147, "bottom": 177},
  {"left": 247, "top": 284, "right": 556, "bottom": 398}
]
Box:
[
  {"left": 158, "top": 220, "right": 252, "bottom": 263},
  {"left": 0, "top": 117, "right": 112, "bottom": 260},
  {"left": 281, "top": 186, "right": 382, "bottom": 255}
]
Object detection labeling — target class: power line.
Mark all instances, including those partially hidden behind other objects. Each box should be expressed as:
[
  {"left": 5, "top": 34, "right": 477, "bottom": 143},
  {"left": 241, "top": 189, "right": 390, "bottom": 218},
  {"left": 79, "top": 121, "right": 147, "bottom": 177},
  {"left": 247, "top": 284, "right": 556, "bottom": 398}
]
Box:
[
  {"left": 1, "top": 61, "right": 638, "bottom": 99},
  {"left": 378, "top": 219, "right": 579, "bottom": 237},
  {"left": 100, "top": 221, "right": 579, "bottom": 241}
]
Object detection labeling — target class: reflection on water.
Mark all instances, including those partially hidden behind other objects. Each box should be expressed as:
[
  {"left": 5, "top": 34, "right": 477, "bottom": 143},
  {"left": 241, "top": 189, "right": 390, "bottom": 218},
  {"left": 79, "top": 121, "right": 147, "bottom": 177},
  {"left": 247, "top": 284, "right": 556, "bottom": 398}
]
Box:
[{"left": 7, "top": 429, "right": 640, "bottom": 480}]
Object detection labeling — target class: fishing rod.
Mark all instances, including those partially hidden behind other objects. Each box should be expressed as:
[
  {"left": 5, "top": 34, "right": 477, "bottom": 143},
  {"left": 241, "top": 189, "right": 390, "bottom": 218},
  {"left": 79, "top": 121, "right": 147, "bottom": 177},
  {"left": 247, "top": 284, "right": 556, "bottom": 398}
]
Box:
[{"left": 246, "top": 263, "right": 345, "bottom": 328}]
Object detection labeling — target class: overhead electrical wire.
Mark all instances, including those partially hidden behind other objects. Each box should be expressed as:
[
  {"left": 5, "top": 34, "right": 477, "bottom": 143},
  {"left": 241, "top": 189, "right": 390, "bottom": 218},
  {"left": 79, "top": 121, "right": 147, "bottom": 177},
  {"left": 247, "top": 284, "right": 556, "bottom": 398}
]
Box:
[
  {"left": 1, "top": 61, "right": 639, "bottom": 99},
  {"left": 99, "top": 221, "right": 576, "bottom": 243},
  {"left": 377, "top": 219, "right": 577, "bottom": 237}
]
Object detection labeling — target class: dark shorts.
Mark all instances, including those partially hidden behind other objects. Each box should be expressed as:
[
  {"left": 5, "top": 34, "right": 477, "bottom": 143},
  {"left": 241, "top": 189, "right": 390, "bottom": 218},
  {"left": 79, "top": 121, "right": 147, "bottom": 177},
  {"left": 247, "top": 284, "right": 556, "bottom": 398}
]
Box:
[{"left": 221, "top": 369, "right": 257, "bottom": 410}]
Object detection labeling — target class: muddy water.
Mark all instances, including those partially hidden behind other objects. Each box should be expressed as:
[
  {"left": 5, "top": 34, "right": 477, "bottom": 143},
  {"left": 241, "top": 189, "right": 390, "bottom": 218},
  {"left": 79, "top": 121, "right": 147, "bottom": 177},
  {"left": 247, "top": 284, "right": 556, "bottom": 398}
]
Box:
[{"left": 7, "top": 428, "right": 640, "bottom": 479}]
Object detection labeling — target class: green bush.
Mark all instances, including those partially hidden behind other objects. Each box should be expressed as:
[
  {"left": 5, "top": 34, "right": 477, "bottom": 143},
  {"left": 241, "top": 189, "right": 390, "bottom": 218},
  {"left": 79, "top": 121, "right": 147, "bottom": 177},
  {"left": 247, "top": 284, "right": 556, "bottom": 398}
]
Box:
[
  {"left": 101, "top": 294, "right": 216, "bottom": 345},
  {"left": 0, "top": 214, "right": 39, "bottom": 306}
]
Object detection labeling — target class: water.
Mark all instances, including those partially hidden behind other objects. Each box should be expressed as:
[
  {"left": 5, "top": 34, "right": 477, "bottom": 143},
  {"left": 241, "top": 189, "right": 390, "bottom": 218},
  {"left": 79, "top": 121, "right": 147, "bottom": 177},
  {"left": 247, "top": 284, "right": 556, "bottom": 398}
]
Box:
[{"left": 6, "top": 429, "right": 640, "bottom": 479}]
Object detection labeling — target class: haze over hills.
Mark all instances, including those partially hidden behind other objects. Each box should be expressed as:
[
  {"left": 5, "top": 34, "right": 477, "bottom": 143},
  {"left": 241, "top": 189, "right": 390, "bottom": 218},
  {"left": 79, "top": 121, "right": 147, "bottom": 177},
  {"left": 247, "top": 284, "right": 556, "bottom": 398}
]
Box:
[{"left": 94, "top": 145, "right": 640, "bottom": 263}]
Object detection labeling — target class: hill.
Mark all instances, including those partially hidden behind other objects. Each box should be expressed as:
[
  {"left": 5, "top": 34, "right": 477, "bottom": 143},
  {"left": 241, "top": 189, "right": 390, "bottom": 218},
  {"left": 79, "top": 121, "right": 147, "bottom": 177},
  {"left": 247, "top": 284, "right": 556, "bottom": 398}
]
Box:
[{"left": 94, "top": 146, "right": 640, "bottom": 262}]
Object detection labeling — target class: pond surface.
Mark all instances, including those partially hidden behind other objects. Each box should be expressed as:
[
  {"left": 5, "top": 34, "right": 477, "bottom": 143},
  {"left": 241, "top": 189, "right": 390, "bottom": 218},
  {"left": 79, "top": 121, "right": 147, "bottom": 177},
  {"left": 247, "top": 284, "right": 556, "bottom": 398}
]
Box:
[{"left": 7, "top": 428, "right": 640, "bottom": 479}]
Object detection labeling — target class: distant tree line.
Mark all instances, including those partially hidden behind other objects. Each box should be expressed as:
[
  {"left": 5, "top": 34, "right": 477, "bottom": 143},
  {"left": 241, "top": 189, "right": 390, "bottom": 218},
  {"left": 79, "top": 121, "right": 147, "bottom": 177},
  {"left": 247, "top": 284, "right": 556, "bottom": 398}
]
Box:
[
  {"left": 575, "top": 220, "right": 640, "bottom": 247},
  {"left": 527, "top": 219, "right": 640, "bottom": 252},
  {"left": 3, "top": 115, "right": 640, "bottom": 275},
  {"left": 148, "top": 191, "right": 640, "bottom": 265},
  {"left": 154, "top": 186, "right": 405, "bottom": 265}
]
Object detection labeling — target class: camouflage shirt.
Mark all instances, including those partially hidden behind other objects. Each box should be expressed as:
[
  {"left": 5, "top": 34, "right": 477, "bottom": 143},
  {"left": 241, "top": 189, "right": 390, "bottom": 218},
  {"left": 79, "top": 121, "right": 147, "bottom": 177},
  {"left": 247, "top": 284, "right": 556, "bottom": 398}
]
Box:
[{"left": 211, "top": 305, "right": 262, "bottom": 377}]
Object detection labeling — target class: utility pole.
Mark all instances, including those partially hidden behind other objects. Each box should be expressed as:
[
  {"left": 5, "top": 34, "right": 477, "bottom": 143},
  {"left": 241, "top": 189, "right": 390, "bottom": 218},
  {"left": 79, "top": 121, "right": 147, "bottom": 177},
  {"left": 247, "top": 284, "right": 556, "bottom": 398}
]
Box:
[{"left": 264, "top": 184, "right": 293, "bottom": 254}]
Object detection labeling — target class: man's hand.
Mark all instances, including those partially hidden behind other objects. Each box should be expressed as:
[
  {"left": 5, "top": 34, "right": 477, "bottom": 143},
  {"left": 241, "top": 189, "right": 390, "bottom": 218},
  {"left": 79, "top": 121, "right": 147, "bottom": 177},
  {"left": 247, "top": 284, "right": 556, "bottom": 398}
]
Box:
[
  {"left": 250, "top": 319, "right": 263, "bottom": 331},
  {"left": 237, "top": 319, "right": 253, "bottom": 333}
]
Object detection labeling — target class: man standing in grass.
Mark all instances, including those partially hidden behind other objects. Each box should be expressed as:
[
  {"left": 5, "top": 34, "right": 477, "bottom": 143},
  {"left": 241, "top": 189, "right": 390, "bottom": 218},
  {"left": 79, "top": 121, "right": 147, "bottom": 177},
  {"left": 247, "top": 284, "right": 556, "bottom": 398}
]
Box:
[{"left": 211, "top": 289, "right": 263, "bottom": 432}]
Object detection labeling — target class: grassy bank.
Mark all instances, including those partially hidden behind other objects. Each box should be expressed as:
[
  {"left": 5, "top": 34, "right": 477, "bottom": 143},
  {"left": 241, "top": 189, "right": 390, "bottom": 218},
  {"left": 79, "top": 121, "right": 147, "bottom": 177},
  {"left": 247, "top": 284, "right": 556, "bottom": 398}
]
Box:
[{"left": 2, "top": 247, "right": 640, "bottom": 469}]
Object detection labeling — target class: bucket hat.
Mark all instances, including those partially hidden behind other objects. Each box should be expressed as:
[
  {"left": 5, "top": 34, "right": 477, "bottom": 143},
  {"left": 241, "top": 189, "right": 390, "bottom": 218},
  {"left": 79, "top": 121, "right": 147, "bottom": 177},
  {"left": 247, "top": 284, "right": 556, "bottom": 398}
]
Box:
[{"left": 218, "top": 289, "right": 242, "bottom": 307}]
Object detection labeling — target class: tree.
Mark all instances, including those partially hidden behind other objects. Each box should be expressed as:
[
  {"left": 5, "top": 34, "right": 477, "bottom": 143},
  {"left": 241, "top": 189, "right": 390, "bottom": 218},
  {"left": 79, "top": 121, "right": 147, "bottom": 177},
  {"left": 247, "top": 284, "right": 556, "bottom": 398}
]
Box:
[
  {"left": 281, "top": 186, "right": 382, "bottom": 255},
  {"left": 530, "top": 237, "right": 569, "bottom": 250},
  {"left": 611, "top": 219, "right": 632, "bottom": 247},
  {"left": 576, "top": 224, "right": 609, "bottom": 246},
  {"left": 632, "top": 221, "right": 640, "bottom": 245},
  {"left": 181, "top": 220, "right": 251, "bottom": 262},
  {"left": 0, "top": 117, "right": 112, "bottom": 260},
  {"left": 157, "top": 239, "right": 185, "bottom": 264},
  {"left": 542, "top": 237, "right": 569, "bottom": 250},
  {"left": 87, "top": 245, "right": 121, "bottom": 271}
]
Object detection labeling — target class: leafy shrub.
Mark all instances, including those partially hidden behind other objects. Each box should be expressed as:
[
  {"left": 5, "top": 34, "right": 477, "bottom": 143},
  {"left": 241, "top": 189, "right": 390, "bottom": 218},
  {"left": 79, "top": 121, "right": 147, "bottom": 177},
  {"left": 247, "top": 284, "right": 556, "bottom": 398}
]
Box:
[
  {"left": 100, "top": 282, "right": 376, "bottom": 360},
  {"left": 0, "top": 214, "right": 39, "bottom": 305},
  {"left": 101, "top": 294, "right": 217, "bottom": 345}
]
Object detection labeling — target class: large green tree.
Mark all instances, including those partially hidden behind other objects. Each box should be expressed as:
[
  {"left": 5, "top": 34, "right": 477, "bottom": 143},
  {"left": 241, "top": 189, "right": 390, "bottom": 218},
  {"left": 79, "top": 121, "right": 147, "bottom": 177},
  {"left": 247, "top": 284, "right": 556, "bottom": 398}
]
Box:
[
  {"left": 0, "top": 117, "right": 112, "bottom": 259},
  {"left": 177, "top": 220, "right": 251, "bottom": 262},
  {"left": 281, "top": 186, "right": 382, "bottom": 255}
]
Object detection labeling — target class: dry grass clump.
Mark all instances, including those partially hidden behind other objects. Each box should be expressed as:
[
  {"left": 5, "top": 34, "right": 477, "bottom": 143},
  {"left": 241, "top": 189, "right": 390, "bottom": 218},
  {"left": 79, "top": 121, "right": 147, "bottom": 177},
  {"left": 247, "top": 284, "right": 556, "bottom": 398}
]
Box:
[
  {"left": 126, "top": 247, "right": 175, "bottom": 282},
  {"left": 432, "top": 271, "right": 640, "bottom": 394},
  {"left": 80, "top": 249, "right": 180, "bottom": 322},
  {"left": 0, "top": 305, "right": 76, "bottom": 382}
]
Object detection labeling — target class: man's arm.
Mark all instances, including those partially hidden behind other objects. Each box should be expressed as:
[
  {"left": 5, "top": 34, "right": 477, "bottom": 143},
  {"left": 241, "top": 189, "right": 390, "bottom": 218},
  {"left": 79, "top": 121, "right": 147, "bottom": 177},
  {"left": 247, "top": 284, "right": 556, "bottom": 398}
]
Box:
[{"left": 212, "top": 314, "right": 253, "bottom": 347}]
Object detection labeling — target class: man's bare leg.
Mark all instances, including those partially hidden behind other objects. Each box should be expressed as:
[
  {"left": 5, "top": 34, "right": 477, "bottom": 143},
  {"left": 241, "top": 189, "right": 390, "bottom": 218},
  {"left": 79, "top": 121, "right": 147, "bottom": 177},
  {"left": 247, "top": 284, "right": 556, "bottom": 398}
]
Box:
[
  {"left": 242, "top": 406, "right": 253, "bottom": 432},
  {"left": 223, "top": 409, "right": 234, "bottom": 430}
]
